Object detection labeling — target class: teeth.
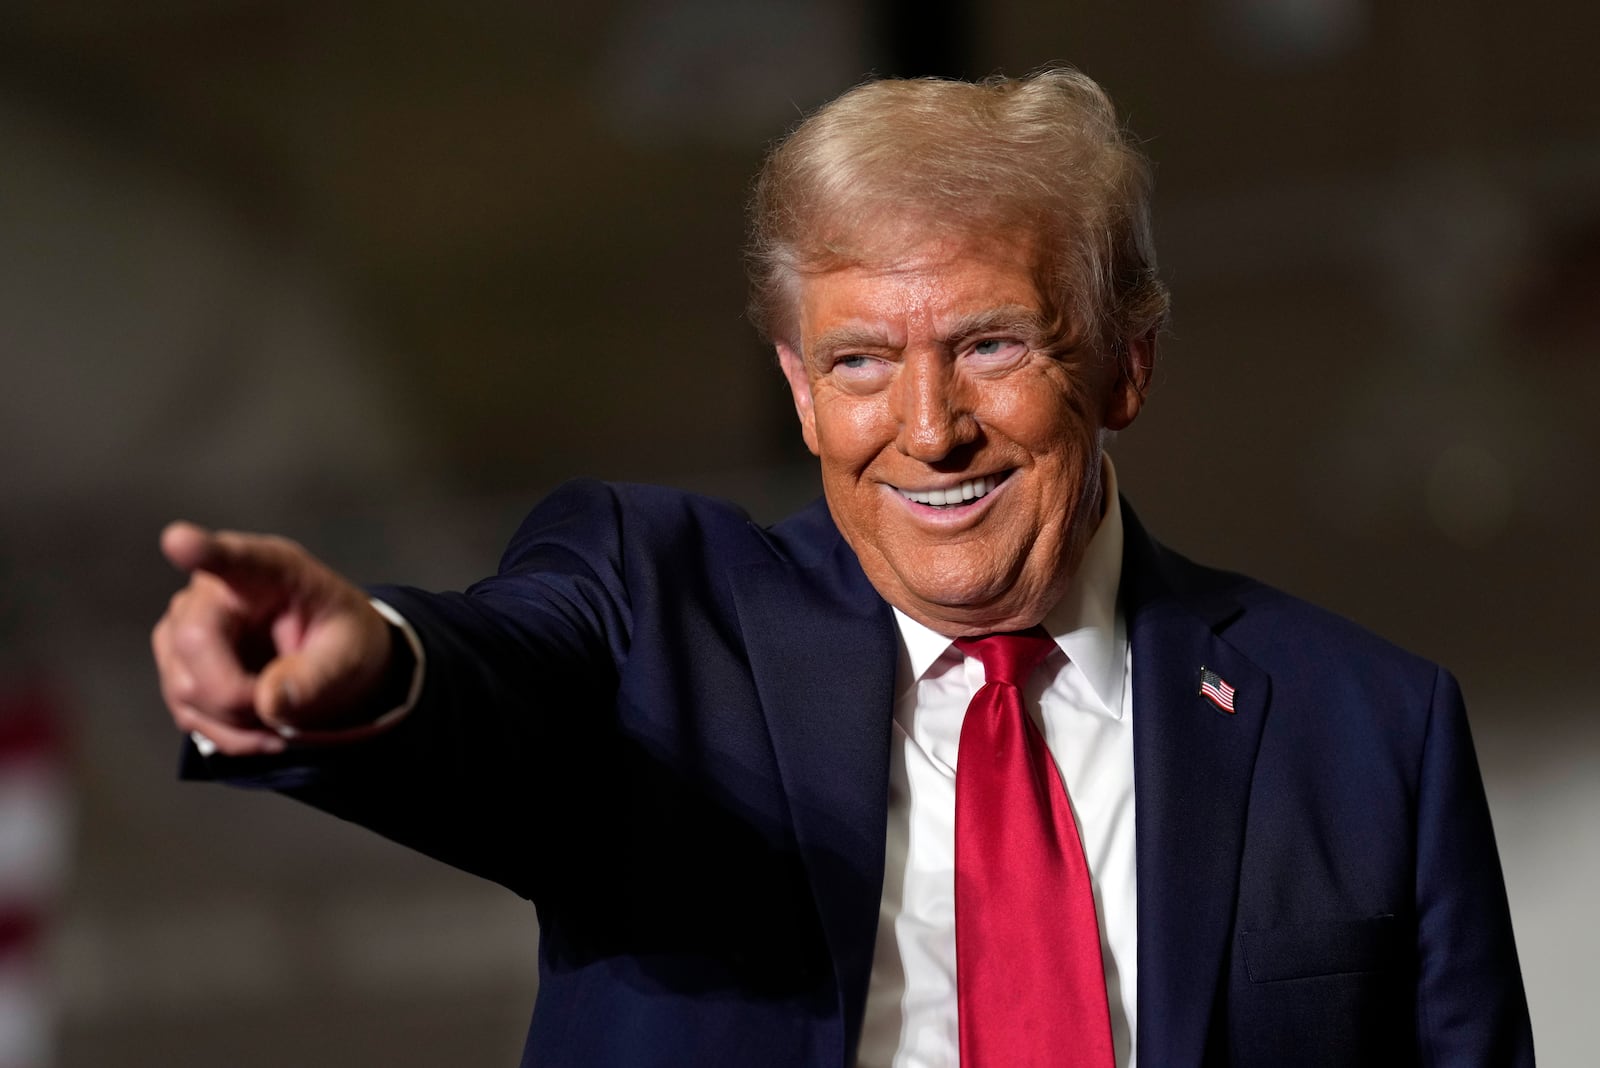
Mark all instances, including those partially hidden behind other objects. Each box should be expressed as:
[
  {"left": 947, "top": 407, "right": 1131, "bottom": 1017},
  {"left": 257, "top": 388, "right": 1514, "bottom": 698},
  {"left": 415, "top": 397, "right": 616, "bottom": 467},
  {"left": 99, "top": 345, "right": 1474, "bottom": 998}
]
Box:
[{"left": 899, "top": 474, "right": 1002, "bottom": 507}]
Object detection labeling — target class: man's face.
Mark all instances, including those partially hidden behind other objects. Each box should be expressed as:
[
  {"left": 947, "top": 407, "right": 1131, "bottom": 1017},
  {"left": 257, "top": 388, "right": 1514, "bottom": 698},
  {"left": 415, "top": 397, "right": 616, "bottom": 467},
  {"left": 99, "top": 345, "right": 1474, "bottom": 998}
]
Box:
[{"left": 777, "top": 234, "right": 1149, "bottom": 636}]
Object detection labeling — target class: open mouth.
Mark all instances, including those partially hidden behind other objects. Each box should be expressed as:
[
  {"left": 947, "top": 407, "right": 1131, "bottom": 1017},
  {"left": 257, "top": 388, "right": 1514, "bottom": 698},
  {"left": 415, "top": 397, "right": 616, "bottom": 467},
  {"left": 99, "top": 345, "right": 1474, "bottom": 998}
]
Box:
[{"left": 895, "top": 470, "right": 1011, "bottom": 508}]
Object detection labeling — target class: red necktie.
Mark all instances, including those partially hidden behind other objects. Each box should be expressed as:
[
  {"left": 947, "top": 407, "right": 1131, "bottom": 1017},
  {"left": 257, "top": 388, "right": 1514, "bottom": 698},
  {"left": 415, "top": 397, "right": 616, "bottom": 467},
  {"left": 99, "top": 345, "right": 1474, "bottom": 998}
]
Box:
[{"left": 954, "top": 632, "right": 1115, "bottom": 1068}]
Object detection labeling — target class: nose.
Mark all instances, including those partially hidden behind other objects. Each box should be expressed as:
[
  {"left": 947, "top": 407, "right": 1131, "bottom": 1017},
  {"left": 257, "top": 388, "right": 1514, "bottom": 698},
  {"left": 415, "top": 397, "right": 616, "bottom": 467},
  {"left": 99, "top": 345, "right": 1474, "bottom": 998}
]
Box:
[{"left": 892, "top": 351, "right": 976, "bottom": 462}]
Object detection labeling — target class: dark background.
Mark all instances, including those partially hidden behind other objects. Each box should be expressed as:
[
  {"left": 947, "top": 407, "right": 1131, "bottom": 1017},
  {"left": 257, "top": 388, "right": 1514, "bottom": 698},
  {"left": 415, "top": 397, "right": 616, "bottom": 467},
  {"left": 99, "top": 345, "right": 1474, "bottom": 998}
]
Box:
[{"left": 1, "top": 2, "right": 1594, "bottom": 1064}]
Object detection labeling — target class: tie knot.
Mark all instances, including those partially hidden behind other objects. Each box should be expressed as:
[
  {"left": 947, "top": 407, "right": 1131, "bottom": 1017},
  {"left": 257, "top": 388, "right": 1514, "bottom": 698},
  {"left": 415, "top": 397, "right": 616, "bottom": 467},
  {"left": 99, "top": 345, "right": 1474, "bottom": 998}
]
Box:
[{"left": 954, "top": 629, "right": 1056, "bottom": 688}]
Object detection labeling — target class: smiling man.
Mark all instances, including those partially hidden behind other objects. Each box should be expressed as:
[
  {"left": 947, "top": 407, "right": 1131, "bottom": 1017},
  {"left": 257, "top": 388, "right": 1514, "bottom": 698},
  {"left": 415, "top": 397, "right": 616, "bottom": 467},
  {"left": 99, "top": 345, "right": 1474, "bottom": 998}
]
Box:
[
  {"left": 153, "top": 70, "right": 1532, "bottom": 1067},
  {"left": 774, "top": 235, "right": 1141, "bottom": 636}
]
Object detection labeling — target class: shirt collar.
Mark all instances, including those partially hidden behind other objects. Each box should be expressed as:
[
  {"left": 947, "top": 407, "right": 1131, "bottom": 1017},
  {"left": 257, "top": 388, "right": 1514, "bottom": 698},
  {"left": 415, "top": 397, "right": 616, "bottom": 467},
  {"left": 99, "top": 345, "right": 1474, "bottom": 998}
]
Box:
[{"left": 891, "top": 454, "right": 1127, "bottom": 720}]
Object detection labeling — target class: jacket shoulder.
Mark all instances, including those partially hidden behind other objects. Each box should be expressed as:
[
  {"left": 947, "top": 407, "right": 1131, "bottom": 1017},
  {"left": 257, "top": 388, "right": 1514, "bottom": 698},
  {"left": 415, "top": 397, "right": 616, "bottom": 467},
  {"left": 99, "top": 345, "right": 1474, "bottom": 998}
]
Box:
[
  {"left": 494, "top": 478, "right": 822, "bottom": 574},
  {"left": 1195, "top": 556, "right": 1435, "bottom": 681},
  {"left": 1123, "top": 504, "right": 1444, "bottom": 705}
]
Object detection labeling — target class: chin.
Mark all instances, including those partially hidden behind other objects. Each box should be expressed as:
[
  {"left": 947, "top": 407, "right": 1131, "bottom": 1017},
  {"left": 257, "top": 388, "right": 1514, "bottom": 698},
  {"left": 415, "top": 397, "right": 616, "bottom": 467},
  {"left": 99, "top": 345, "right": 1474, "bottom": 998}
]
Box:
[
  {"left": 914, "top": 579, "right": 1007, "bottom": 610},
  {"left": 902, "top": 547, "right": 1029, "bottom": 601},
  {"left": 901, "top": 572, "right": 1031, "bottom": 620}
]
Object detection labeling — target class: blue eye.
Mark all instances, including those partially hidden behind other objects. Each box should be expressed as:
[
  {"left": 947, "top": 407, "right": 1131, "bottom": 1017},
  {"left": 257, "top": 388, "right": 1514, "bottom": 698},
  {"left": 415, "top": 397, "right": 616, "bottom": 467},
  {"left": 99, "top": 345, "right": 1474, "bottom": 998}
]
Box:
[
  {"left": 970, "top": 338, "right": 1025, "bottom": 361},
  {"left": 829, "top": 353, "right": 893, "bottom": 391}
]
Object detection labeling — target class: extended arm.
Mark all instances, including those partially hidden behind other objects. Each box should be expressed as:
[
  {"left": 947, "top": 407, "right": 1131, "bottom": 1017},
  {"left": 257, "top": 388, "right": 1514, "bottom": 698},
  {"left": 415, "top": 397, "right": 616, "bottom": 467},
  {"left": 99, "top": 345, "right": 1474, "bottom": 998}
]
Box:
[{"left": 155, "top": 482, "right": 634, "bottom": 898}]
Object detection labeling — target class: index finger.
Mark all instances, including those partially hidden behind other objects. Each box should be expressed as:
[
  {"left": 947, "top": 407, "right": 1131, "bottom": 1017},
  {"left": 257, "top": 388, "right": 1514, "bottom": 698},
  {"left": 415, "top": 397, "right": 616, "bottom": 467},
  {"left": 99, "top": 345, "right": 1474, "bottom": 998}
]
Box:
[{"left": 160, "top": 521, "right": 310, "bottom": 598}]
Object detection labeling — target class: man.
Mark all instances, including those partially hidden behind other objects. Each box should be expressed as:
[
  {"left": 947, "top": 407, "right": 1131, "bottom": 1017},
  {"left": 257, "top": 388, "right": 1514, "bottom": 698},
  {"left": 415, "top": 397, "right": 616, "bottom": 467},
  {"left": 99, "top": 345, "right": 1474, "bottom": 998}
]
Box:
[{"left": 152, "top": 70, "right": 1533, "bottom": 1066}]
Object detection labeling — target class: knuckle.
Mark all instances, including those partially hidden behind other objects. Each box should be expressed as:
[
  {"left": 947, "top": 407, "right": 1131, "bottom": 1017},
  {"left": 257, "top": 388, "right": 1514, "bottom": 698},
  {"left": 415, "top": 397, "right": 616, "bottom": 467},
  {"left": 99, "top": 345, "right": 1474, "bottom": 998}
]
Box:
[
  {"left": 160, "top": 671, "right": 194, "bottom": 711},
  {"left": 170, "top": 619, "right": 219, "bottom": 657},
  {"left": 189, "top": 572, "right": 227, "bottom": 599},
  {"left": 167, "top": 672, "right": 198, "bottom": 704}
]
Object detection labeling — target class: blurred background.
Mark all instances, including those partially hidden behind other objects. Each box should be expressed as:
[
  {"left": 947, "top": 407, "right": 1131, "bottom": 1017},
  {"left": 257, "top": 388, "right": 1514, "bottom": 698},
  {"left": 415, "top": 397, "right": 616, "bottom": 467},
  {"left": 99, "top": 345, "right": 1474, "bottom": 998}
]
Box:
[{"left": 1, "top": 1, "right": 1595, "bottom": 1064}]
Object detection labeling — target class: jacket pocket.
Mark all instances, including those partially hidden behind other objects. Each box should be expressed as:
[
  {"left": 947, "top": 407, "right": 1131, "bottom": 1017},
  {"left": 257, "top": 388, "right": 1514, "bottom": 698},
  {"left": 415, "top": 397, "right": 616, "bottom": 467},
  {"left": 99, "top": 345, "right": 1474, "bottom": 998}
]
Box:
[{"left": 1241, "top": 914, "right": 1400, "bottom": 983}]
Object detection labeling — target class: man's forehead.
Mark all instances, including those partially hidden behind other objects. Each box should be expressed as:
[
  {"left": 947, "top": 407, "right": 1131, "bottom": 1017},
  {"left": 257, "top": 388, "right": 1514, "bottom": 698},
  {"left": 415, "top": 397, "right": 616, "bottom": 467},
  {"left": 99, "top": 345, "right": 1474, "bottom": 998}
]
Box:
[
  {"left": 795, "top": 238, "right": 1048, "bottom": 342},
  {"left": 813, "top": 228, "right": 1034, "bottom": 277}
]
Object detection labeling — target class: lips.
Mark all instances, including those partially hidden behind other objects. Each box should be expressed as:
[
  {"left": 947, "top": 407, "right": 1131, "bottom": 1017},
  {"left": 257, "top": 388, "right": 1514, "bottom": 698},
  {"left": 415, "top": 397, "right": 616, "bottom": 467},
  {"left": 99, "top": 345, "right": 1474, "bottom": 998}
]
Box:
[{"left": 894, "top": 471, "right": 1010, "bottom": 507}]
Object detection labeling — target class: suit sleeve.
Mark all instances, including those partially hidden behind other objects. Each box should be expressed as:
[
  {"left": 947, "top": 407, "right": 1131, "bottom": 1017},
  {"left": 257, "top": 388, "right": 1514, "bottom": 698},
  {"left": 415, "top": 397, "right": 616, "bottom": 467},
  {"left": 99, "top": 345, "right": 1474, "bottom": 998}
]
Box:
[
  {"left": 1412, "top": 668, "right": 1534, "bottom": 1065},
  {"left": 181, "top": 479, "right": 634, "bottom": 901}
]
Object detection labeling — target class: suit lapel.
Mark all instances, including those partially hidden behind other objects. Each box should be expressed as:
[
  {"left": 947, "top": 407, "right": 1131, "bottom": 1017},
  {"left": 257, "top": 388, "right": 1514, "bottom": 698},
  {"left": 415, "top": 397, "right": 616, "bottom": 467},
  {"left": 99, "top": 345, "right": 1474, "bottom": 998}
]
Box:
[
  {"left": 730, "top": 509, "right": 896, "bottom": 1066},
  {"left": 1122, "top": 506, "right": 1270, "bottom": 1066}
]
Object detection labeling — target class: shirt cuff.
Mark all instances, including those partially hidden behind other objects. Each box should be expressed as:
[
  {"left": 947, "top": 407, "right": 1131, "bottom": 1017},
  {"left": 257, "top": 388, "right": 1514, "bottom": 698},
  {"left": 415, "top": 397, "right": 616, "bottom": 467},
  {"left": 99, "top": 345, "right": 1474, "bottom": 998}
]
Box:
[{"left": 189, "top": 597, "right": 425, "bottom": 756}]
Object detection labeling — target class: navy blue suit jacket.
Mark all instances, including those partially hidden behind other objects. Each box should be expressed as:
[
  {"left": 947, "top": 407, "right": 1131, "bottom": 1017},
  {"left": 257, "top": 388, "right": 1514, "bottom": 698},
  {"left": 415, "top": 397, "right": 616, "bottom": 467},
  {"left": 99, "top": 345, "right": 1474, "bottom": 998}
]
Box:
[{"left": 191, "top": 479, "right": 1533, "bottom": 1066}]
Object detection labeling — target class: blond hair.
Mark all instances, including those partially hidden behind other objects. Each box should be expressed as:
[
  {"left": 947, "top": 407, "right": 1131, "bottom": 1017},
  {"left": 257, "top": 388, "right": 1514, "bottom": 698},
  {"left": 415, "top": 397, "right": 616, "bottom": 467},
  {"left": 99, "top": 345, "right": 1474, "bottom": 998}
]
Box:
[{"left": 746, "top": 68, "right": 1169, "bottom": 358}]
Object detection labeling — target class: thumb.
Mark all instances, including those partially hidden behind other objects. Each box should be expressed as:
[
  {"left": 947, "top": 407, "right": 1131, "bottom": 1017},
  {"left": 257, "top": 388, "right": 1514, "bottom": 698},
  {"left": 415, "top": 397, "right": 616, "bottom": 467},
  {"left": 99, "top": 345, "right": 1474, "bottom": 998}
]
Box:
[{"left": 253, "top": 607, "right": 393, "bottom": 734}]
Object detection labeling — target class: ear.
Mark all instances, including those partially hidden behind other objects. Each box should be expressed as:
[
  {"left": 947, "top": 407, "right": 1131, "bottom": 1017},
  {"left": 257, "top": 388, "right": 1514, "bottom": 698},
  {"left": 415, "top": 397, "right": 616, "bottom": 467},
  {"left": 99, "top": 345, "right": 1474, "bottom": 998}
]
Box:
[
  {"left": 1104, "top": 330, "right": 1156, "bottom": 432},
  {"left": 776, "top": 342, "right": 821, "bottom": 457}
]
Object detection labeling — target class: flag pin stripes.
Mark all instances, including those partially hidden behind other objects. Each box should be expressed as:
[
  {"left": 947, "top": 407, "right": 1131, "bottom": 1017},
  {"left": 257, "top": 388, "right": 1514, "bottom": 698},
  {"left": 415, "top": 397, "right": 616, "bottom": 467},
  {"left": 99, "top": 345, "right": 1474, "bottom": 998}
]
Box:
[{"left": 1198, "top": 666, "right": 1236, "bottom": 714}]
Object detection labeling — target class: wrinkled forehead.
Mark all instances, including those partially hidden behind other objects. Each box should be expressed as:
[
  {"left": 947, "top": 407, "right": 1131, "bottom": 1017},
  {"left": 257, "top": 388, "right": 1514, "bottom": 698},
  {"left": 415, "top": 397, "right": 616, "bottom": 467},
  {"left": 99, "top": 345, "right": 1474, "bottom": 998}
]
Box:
[{"left": 777, "top": 215, "right": 1055, "bottom": 344}]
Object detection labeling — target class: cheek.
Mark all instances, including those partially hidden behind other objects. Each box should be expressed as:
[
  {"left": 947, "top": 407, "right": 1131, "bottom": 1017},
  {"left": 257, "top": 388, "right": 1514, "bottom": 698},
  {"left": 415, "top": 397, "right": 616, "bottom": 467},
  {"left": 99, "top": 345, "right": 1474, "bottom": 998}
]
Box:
[
  {"left": 814, "top": 395, "right": 891, "bottom": 468},
  {"left": 986, "top": 376, "right": 1096, "bottom": 451}
]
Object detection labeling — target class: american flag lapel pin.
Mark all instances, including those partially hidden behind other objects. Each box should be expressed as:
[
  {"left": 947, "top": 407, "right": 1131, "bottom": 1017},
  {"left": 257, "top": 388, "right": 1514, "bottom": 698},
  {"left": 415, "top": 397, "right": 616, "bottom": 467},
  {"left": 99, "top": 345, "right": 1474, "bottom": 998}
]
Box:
[{"left": 1198, "top": 666, "right": 1237, "bottom": 714}]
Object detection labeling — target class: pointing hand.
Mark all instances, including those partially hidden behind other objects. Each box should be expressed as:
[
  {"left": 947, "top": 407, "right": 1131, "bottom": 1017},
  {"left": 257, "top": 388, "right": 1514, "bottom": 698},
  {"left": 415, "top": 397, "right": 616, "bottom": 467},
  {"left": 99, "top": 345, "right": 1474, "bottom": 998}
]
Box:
[{"left": 152, "top": 522, "right": 398, "bottom": 756}]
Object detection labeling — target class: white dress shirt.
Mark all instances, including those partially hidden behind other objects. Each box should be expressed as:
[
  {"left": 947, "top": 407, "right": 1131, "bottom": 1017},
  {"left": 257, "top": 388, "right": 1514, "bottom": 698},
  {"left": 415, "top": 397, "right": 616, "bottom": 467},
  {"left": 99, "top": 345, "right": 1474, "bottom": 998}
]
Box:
[{"left": 857, "top": 463, "right": 1137, "bottom": 1068}]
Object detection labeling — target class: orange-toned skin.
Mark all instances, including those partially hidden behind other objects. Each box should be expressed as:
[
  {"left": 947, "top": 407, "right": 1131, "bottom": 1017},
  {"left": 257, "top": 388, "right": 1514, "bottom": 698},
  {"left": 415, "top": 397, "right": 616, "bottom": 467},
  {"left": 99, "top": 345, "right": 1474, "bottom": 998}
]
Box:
[{"left": 776, "top": 234, "right": 1152, "bottom": 637}]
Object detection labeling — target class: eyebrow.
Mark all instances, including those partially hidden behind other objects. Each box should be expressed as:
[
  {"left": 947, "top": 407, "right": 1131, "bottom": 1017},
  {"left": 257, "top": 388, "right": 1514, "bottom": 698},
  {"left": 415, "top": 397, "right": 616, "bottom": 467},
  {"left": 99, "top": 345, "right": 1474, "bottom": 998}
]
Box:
[
  {"left": 806, "top": 305, "right": 1050, "bottom": 362},
  {"left": 939, "top": 305, "right": 1052, "bottom": 347},
  {"left": 808, "top": 324, "right": 898, "bottom": 359}
]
